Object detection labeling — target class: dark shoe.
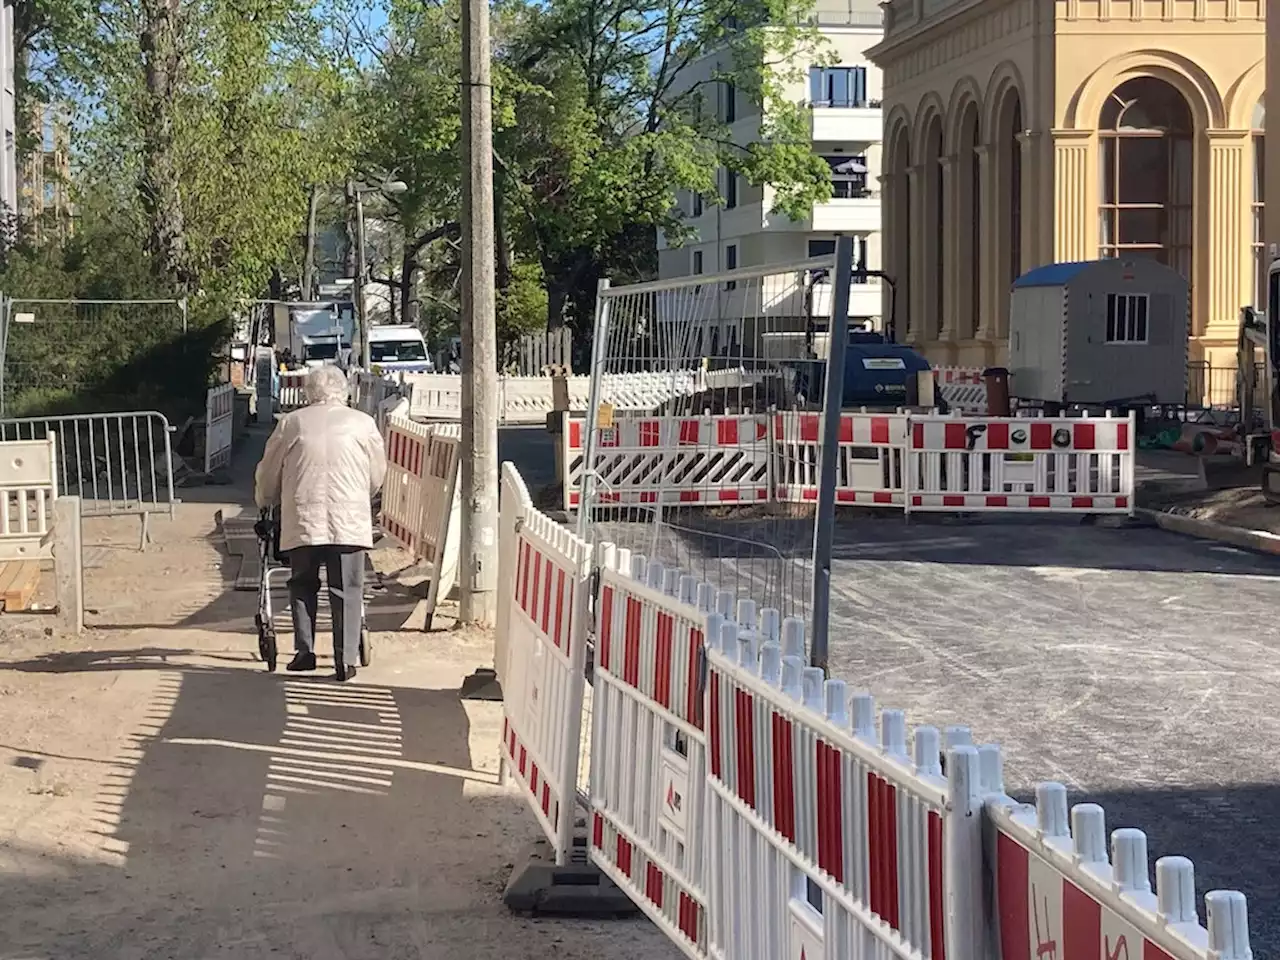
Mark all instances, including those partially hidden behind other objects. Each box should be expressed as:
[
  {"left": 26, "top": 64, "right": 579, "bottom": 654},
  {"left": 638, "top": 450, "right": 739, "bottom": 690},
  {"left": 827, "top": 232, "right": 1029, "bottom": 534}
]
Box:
[
  {"left": 335, "top": 664, "right": 357, "bottom": 682},
  {"left": 286, "top": 652, "right": 317, "bottom": 672}
]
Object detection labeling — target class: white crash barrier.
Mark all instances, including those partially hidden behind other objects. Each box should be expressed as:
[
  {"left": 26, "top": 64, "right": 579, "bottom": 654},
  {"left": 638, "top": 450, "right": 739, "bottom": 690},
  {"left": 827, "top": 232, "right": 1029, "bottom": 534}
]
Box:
[
  {"left": 0, "top": 433, "right": 57, "bottom": 560},
  {"left": 278, "top": 369, "right": 307, "bottom": 413},
  {"left": 566, "top": 410, "right": 1135, "bottom": 517},
  {"left": 934, "top": 366, "right": 987, "bottom": 414},
  {"left": 493, "top": 462, "right": 1254, "bottom": 960},
  {"left": 497, "top": 462, "right": 592, "bottom": 864},
  {"left": 908, "top": 412, "right": 1135, "bottom": 514},
  {"left": 705, "top": 616, "right": 983, "bottom": 960},
  {"left": 773, "top": 410, "right": 908, "bottom": 507},
  {"left": 591, "top": 549, "right": 712, "bottom": 952},
  {"left": 379, "top": 414, "right": 460, "bottom": 625},
  {"left": 204, "top": 383, "right": 234, "bottom": 473},
  {"left": 988, "top": 785, "right": 1252, "bottom": 960}
]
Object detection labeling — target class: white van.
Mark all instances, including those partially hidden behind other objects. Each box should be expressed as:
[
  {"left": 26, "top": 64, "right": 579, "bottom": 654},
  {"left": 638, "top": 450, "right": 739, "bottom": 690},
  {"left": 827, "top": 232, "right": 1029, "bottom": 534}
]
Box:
[{"left": 367, "top": 325, "right": 434, "bottom": 374}]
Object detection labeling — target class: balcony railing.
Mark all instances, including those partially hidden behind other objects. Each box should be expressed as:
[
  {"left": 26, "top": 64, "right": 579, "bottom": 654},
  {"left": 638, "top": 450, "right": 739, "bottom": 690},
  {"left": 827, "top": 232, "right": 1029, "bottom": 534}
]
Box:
[{"left": 810, "top": 99, "right": 882, "bottom": 109}]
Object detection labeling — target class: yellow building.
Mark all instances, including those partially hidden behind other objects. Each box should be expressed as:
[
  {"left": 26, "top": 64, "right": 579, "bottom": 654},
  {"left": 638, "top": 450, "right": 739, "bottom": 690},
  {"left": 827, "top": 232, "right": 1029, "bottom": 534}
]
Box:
[{"left": 868, "top": 0, "right": 1264, "bottom": 373}]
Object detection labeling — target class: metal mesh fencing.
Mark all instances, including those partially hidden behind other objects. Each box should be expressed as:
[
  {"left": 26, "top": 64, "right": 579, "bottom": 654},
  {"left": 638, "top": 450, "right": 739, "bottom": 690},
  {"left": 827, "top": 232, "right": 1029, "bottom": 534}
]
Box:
[
  {"left": 0, "top": 298, "right": 188, "bottom": 416},
  {"left": 576, "top": 256, "right": 840, "bottom": 633}
]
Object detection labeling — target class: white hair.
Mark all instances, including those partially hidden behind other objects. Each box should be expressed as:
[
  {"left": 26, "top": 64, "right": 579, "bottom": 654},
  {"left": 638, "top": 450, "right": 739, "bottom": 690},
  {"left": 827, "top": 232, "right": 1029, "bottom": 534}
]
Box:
[{"left": 304, "top": 365, "right": 350, "bottom": 405}]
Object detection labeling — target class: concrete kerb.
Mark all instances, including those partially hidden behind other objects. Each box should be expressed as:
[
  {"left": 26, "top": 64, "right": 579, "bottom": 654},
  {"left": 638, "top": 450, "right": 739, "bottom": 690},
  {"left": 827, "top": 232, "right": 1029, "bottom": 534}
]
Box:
[{"left": 1135, "top": 506, "right": 1280, "bottom": 556}]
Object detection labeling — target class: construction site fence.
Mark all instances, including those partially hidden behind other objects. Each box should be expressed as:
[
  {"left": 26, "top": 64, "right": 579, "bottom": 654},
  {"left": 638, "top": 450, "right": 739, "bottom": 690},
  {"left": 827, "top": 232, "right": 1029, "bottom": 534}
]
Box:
[
  {"left": 563, "top": 409, "right": 1136, "bottom": 517},
  {"left": 493, "top": 459, "right": 1253, "bottom": 960}
]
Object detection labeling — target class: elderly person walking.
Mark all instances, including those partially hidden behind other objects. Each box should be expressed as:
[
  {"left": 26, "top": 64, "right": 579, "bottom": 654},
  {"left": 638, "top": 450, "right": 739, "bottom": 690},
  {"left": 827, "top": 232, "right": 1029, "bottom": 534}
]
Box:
[{"left": 255, "top": 365, "right": 387, "bottom": 681}]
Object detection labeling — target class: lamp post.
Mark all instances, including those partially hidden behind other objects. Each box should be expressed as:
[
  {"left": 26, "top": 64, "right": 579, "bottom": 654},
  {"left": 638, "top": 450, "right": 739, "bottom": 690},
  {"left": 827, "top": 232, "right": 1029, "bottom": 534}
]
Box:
[{"left": 346, "top": 178, "right": 407, "bottom": 367}]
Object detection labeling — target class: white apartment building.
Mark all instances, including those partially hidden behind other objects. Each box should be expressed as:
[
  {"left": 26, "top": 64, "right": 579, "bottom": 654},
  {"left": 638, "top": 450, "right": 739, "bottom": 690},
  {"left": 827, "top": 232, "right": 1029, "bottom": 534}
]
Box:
[{"left": 656, "top": 0, "right": 885, "bottom": 347}]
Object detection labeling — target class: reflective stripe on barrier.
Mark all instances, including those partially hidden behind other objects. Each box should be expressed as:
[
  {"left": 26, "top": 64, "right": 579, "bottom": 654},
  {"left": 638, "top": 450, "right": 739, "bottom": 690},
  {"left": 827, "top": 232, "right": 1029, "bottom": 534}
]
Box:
[
  {"left": 279, "top": 370, "right": 307, "bottom": 412},
  {"left": 934, "top": 366, "right": 987, "bottom": 414},
  {"left": 989, "top": 787, "right": 1252, "bottom": 960},
  {"left": 498, "top": 463, "right": 592, "bottom": 864},
  {"left": 908, "top": 413, "right": 1135, "bottom": 514},
  {"left": 773, "top": 411, "right": 908, "bottom": 506},
  {"left": 591, "top": 549, "right": 710, "bottom": 956}
]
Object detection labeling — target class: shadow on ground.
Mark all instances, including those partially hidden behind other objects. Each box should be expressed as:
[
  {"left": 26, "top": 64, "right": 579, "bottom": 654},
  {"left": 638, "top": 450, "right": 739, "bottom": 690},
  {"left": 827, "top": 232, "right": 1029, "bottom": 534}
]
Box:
[{"left": 0, "top": 649, "right": 538, "bottom": 958}]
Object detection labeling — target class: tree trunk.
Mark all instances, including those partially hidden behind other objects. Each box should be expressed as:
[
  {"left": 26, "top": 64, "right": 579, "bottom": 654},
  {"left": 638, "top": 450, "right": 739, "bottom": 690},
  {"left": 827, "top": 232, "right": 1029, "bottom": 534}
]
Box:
[
  {"left": 401, "top": 251, "right": 421, "bottom": 327},
  {"left": 138, "top": 0, "right": 188, "bottom": 289}
]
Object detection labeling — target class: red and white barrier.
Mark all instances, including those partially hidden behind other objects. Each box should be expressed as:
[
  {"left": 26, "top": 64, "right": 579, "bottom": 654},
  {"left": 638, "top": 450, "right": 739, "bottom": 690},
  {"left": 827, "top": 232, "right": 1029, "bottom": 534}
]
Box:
[
  {"left": 989, "top": 786, "right": 1252, "bottom": 960},
  {"left": 563, "top": 413, "right": 771, "bottom": 511},
  {"left": 379, "top": 414, "right": 460, "bottom": 624},
  {"left": 908, "top": 413, "right": 1135, "bottom": 514},
  {"left": 278, "top": 369, "right": 307, "bottom": 413},
  {"left": 492, "top": 461, "right": 1254, "bottom": 960},
  {"left": 705, "top": 612, "right": 985, "bottom": 960},
  {"left": 773, "top": 411, "right": 908, "bottom": 507},
  {"left": 934, "top": 366, "right": 987, "bottom": 414},
  {"left": 591, "top": 547, "right": 712, "bottom": 955},
  {"left": 497, "top": 463, "right": 593, "bottom": 864}
]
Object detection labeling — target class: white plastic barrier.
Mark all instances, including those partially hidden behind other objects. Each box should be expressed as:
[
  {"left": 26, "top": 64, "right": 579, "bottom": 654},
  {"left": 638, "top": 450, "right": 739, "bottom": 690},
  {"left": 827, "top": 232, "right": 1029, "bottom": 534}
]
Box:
[
  {"left": 773, "top": 411, "right": 908, "bottom": 507},
  {"left": 989, "top": 786, "right": 1252, "bottom": 960},
  {"left": 591, "top": 548, "right": 712, "bottom": 955},
  {"left": 567, "top": 414, "right": 772, "bottom": 512},
  {"left": 908, "top": 412, "right": 1135, "bottom": 514},
  {"left": 705, "top": 615, "right": 983, "bottom": 960},
  {"left": 204, "top": 383, "right": 234, "bottom": 473},
  {"left": 379, "top": 414, "right": 460, "bottom": 625},
  {"left": 498, "top": 462, "right": 593, "bottom": 864},
  {"left": 934, "top": 366, "right": 987, "bottom": 414},
  {"left": 278, "top": 370, "right": 307, "bottom": 413},
  {"left": 0, "top": 433, "right": 57, "bottom": 561}
]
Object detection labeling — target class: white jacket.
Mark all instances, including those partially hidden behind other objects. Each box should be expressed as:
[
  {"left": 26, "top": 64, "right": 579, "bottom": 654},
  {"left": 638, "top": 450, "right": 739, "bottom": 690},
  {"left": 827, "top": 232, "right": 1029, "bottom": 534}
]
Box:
[{"left": 254, "top": 401, "right": 388, "bottom": 551}]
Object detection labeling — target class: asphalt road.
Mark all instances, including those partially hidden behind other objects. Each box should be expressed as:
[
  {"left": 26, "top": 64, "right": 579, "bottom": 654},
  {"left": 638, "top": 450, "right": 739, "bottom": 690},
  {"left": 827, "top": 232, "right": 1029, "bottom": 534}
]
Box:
[{"left": 503, "top": 425, "right": 1280, "bottom": 951}]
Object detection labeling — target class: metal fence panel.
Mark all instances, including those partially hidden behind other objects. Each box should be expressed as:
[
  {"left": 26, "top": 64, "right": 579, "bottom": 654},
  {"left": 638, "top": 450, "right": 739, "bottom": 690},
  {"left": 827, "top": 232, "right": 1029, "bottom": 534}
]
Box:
[
  {"left": 0, "top": 411, "right": 177, "bottom": 548},
  {"left": 0, "top": 297, "right": 187, "bottom": 416}
]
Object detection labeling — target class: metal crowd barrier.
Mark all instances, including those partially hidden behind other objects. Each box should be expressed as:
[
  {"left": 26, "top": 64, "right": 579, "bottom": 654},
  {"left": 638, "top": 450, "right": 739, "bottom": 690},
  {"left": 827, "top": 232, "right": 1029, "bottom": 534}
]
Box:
[{"left": 0, "top": 411, "right": 178, "bottom": 549}]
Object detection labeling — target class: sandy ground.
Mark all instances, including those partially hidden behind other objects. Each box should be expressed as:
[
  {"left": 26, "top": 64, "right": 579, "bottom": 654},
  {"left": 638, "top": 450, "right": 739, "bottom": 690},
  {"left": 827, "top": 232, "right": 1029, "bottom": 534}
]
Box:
[{"left": 0, "top": 426, "right": 677, "bottom": 960}]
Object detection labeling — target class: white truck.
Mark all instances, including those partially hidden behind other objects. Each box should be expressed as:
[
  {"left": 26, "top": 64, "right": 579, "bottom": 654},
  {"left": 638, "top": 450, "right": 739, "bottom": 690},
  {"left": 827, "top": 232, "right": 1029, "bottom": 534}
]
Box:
[{"left": 288, "top": 305, "right": 354, "bottom": 367}]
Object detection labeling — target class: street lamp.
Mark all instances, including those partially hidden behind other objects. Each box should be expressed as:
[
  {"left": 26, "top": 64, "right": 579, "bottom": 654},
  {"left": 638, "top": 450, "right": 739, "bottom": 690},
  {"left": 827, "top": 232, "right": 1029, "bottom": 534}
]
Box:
[{"left": 348, "top": 178, "right": 409, "bottom": 367}]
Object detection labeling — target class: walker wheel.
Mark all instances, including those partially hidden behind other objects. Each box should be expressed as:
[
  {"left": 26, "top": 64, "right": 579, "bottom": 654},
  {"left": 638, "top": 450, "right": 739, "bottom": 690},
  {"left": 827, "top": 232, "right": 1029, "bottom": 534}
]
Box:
[
  {"left": 359, "top": 626, "right": 372, "bottom": 667},
  {"left": 258, "top": 625, "right": 278, "bottom": 672}
]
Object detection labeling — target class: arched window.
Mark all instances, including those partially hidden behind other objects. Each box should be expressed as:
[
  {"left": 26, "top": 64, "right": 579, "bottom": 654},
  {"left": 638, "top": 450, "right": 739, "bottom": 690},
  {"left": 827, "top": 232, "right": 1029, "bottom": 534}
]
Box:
[
  {"left": 1253, "top": 98, "right": 1265, "bottom": 308},
  {"left": 1098, "top": 77, "right": 1194, "bottom": 279},
  {"left": 925, "top": 118, "right": 943, "bottom": 337}
]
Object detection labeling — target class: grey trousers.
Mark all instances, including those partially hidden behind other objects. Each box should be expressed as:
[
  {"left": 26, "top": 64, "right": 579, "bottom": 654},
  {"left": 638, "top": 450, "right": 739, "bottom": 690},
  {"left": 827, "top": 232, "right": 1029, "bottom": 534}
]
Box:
[{"left": 288, "top": 545, "right": 365, "bottom": 667}]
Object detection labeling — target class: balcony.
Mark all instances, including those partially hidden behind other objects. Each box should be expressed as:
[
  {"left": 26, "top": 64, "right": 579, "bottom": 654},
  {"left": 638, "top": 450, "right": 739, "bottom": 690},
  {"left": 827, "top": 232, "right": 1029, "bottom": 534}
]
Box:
[
  {"left": 810, "top": 195, "right": 881, "bottom": 233},
  {"left": 811, "top": 104, "right": 883, "bottom": 145}
]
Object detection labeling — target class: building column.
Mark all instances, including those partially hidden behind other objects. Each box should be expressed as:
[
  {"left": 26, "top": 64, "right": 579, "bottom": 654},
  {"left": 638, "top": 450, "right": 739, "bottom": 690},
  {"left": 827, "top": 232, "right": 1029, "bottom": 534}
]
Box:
[
  {"left": 1204, "top": 131, "right": 1249, "bottom": 343},
  {"left": 906, "top": 163, "right": 928, "bottom": 343},
  {"left": 879, "top": 170, "right": 900, "bottom": 337},
  {"left": 1051, "top": 130, "right": 1093, "bottom": 263},
  {"left": 976, "top": 144, "right": 1001, "bottom": 341},
  {"left": 1017, "top": 131, "right": 1046, "bottom": 270},
  {"left": 939, "top": 154, "right": 959, "bottom": 349}
]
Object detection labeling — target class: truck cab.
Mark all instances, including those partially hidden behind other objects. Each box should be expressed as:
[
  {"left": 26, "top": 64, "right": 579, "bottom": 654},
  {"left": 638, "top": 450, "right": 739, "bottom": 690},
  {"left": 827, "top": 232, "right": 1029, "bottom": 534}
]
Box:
[{"left": 367, "top": 325, "right": 434, "bottom": 375}]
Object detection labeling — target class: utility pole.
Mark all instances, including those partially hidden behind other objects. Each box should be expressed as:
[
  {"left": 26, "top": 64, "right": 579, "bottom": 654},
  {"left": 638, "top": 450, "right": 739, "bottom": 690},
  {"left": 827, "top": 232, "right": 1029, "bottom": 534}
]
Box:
[
  {"left": 301, "top": 185, "right": 319, "bottom": 301},
  {"left": 459, "top": 0, "right": 499, "bottom": 625},
  {"left": 351, "top": 181, "right": 368, "bottom": 369}
]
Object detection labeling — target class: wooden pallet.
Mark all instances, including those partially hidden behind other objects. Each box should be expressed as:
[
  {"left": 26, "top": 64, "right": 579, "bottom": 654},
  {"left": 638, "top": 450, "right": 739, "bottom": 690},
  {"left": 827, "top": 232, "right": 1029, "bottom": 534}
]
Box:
[{"left": 0, "top": 561, "right": 41, "bottom": 612}]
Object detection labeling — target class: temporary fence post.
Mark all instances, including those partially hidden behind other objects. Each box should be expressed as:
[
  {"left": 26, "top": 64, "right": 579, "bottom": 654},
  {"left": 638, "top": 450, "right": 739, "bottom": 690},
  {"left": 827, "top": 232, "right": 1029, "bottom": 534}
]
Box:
[
  {"left": 576, "top": 279, "right": 611, "bottom": 541},
  {"left": 53, "top": 495, "right": 84, "bottom": 634},
  {"left": 808, "top": 236, "right": 853, "bottom": 670},
  {"left": 944, "top": 744, "right": 984, "bottom": 960}
]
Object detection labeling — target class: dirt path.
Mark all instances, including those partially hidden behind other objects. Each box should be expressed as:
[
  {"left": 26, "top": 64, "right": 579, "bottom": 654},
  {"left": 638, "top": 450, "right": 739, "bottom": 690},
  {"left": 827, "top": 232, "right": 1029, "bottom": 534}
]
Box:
[{"left": 0, "top": 424, "right": 675, "bottom": 960}]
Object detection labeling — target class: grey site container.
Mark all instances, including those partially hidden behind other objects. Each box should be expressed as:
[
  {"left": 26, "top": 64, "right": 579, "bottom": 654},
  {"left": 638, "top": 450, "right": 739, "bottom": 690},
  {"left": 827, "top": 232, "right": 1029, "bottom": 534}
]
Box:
[{"left": 1008, "top": 259, "right": 1189, "bottom": 405}]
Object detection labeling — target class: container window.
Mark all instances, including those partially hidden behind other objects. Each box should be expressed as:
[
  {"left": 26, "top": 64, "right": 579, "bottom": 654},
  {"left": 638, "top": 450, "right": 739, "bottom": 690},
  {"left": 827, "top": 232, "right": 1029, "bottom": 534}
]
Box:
[{"left": 1105, "top": 292, "right": 1149, "bottom": 343}]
